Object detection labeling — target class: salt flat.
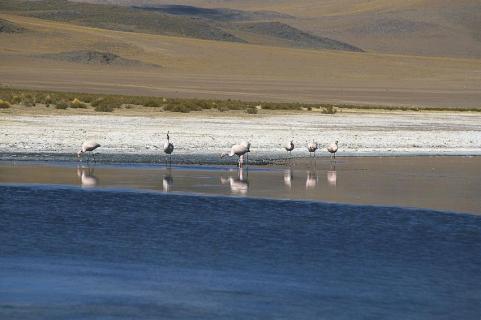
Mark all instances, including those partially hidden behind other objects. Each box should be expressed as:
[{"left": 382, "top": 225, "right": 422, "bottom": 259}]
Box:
[{"left": 1, "top": 110, "right": 480, "bottom": 157}]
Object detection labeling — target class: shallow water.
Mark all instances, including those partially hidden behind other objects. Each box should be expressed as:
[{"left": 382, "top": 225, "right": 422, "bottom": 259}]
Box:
[
  {"left": 1, "top": 158, "right": 480, "bottom": 213},
  {"left": 1, "top": 185, "right": 481, "bottom": 319}
]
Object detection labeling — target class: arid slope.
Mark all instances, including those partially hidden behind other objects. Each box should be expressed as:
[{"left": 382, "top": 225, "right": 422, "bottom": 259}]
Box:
[
  {"left": 1, "top": 14, "right": 481, "bottom": 107},
  {"left": 82, "top": 0, "right": 481, "bottom": 58}
]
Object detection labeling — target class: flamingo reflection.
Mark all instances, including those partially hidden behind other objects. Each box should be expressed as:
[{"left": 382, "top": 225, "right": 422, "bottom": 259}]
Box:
[
  {"left": 76, "top": 165, "right": 98, "bottom": 188},
  {"left": 284, "top": 168, "right": 293, "bottom": 188},
  {"left": 221, "top": 168, "right": 249, "bottom": 195},
  {"left": 327, "top": 163, "right": 337, "bottom": 187},
  {"left": 162, "top": 168, "right": 173, "bottom": 192},
  {"left": 305, "top": 170, "right": 318, "bottom": 190}
]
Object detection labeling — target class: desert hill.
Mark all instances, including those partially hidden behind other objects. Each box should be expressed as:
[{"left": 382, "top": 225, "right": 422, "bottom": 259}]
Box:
[
  {"left": 1, "top": 13, "right": 480, "bottom": 107},
  {"left": 80, "top": 0, "right": 481, "bottom": 58},
  {"left": 0, "top": 0, "right": 362, "bottom": 52}
]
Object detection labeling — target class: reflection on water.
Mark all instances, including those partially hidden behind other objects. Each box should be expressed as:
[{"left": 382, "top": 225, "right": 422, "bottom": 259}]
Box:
[
  {"left": 327, "top": 163, "right": 337, "bottom": 187},
  {"left": 76, "top": 165, "right": 98, "bottom": 188},
  {"left": 221, "top": 168, "right": 249, "bottom": 195},
  {"left": 162, "top": 168, "right": 173, "bottom": 192},
  {"left": 305, "top": 171, "right": 318, "bottom": 190},
  {"left": 283, "top": 169, "right": 293, "bottom": 188},
  {"left": 327, "top": 170, "right": 337, "bottom": 187},
  {"left": 1, "top": 158, "right": 481, "bottom": 214}
]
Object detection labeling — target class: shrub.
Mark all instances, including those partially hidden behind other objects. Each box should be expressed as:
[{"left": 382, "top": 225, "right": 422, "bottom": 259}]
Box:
[
  {"left": 164, "top": 104, "right": 191, "bottom": 113},
  {"left": 246, "top": 107, "right": 258, "bottom": 114},
  {"left": 321, "top": 105, "right": 337, "bottom": 114},
  {"left": 93, "top": 96, "right": 122, "bottom": 110},
  {"left": 70, "top": 98, "right": 87, "bottom": 108},
  {"left": 22, "top": 94, "right": 36, "bottom": 106},
  {"left": 195, "top": 100, "right": 213, "bottom": 110},
  {"left": 45, "top": 95, "right": 53, "bottom": 105},
  {"left": 144, "top": 100, "right": 161, "bottom": 108},
  {"left": 11, "top": 95, "right": 22, "bottom": 104},
  {"left": 55, "top": 100, "right": 69, "bottom": 109},
  {"left": 95, "top": 104, "right": 115, "bottom": 112},
  {"left": 0, "top": 99, "right": 11, "bottom": 109}
]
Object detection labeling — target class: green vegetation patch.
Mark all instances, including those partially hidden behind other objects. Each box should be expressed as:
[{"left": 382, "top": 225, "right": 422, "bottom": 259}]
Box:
[
  {"left": 0, "top": 99, "right": 12, "bottom": 109},
  {"left": 0, "top": 87, "right": 479, "bottom": 114},
  {"left": 0, "top": 18, "right": 25, "bottom": 33}
]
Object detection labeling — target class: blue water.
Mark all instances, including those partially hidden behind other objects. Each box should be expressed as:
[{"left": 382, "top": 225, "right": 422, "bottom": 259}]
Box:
[{"left": 1, "top": 185, "right": 480, "bottom": 319}]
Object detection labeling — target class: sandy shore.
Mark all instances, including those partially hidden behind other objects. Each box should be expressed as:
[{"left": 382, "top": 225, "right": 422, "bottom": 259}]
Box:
[{"left": 1, "top": 109, "right": 480, "bottom": 158}]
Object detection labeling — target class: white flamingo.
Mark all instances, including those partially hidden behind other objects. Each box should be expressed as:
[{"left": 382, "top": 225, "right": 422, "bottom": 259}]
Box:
[
  {"left": 221, "top": 141, "right": 251, "bottom": 167},
  {"left": 164, "top": 131, "right": 174, "bottom": 164},
  {"left": 285, "top": 140, "right": 294, "bottom": 158},
  {"left": 307, "top": 141, "right": 318, "bottom": 157},
  {"left": 327, "top": 140, "right": 339, "bottom": 159},
  {"left": 77, "top": 140, "right": 100, "bottom": 161}
]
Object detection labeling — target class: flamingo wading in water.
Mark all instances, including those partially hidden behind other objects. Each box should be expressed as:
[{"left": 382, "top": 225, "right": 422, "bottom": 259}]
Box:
[
  {"left": 77, "top": 141, "right": 100, "bottom": 162},
  {"left": 221, "top": 141, "right": 251, "bottom": 167},
  {"left": 164, "top": 131, "right": 174, "bottom": 165},
  {"left": 327, "top": 140, "right": 339, "bottom": 159},
  {"left": 285, "top": 140, "right": 294, "bottom": 158},
  {"left": 307, "top": 141, "right": 318, "bottom": 157}
]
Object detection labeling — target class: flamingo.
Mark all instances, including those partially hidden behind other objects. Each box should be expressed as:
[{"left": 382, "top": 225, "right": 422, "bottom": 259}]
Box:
[
  {"left": 285, "top": 140, "right": 294, "bottom": 158},
  {"left": 77, "top": 140, "right": 100, "bottom": 162},
  {"left": 307, "top": 141, "right": 318, "bottom": 157},
  {"left": 221, "top": 141, "right": 251, "bottom": 167},
  {"left": 327, "top": 140, "right": 339, "bottom": 159},
  {"left": 164, "top": 131, "right": 174, "bottom": 165}
]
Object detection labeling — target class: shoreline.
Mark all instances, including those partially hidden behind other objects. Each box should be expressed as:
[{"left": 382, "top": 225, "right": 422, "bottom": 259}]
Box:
[{"left": 1, "top": 153, "right": 481, "bottom": 166}]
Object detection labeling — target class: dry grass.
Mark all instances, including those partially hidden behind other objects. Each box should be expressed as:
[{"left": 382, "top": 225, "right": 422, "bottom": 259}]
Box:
[{"left": 1, "top": 87, "right": 479, "bottom": 115}]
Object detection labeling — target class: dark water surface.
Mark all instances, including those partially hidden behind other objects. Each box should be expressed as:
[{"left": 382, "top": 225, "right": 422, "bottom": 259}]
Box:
[{"left": 1, "top": 185, "right": 480, "bottom": 319}]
